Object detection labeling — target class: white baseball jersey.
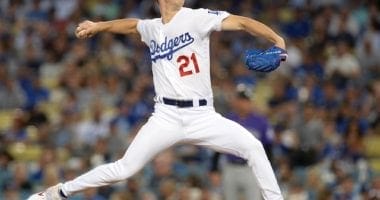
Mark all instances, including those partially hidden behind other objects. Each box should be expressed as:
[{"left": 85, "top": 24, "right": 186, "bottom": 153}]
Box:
[{"left": 137, "top": 7, "right": 230, "bottom": 99}]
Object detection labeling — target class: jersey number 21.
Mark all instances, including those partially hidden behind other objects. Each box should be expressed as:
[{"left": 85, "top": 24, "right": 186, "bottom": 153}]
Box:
[{"left": 177, "top": 53, "right": 200, "bottom": 77}]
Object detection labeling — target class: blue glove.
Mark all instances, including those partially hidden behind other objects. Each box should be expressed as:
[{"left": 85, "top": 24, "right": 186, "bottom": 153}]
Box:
[{"left": 245, "top": 46, "right": 287, "bottom": 72}]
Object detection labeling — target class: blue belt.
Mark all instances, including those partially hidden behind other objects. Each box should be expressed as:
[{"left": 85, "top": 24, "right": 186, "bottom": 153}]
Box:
[{"left": 162, "top": 97, "right": 207, "bottom": 108}]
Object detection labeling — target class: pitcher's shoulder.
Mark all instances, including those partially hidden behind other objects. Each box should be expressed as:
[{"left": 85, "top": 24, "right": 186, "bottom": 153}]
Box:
[{"left": 185, "top": 7, "right": 224, "bottom": 16}]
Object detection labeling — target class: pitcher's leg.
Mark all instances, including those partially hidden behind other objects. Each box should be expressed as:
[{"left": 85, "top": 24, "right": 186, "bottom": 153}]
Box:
[
  {"left": 61, "top": 116, "right": 182, "bottom": 196},
  {"left": 186, "top": 114, "right": 283, "bottom": 200}
]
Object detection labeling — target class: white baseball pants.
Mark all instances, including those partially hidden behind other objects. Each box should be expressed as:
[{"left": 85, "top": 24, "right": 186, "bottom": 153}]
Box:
[{"left": 61, "top": 103, "right": 283, "bottom": 199}]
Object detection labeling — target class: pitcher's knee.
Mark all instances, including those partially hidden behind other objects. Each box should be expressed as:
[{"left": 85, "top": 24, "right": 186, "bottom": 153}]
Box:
[
  {"left": 113, "top": 159, "right": 142, "bottom": 180},
  {"left": 244, "top": 139, "right": 266, "bottom": 158}
]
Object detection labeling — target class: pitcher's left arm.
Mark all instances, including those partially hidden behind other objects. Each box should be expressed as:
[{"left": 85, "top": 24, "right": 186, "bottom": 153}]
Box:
[{"left": 221, "top": 15, "right": 285, "bottom": 50}]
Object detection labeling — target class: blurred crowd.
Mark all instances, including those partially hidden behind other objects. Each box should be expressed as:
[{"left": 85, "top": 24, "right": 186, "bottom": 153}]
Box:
[{"left": 0, "top": 0, "right": 380, "bottom": 199}]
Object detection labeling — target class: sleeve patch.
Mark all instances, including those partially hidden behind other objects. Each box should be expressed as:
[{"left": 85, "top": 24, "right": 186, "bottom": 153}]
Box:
[{"left": 207, "top": 10, "right": 221, "bottom": 15}]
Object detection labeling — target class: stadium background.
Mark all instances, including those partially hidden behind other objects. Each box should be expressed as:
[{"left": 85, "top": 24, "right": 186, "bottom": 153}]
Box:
[{"left": 0, "top": 0, "right": 380, "bottom": 199}]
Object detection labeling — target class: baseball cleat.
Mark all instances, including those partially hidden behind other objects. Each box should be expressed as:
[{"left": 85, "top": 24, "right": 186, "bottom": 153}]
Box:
[{"left": 27, "top": 183, "right": 66, "bottom": 200}]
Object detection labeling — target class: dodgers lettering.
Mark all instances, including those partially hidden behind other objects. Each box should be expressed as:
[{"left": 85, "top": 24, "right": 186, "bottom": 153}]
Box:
[{"left": 150, "top": 32, "right": 194, "bottom": 62}]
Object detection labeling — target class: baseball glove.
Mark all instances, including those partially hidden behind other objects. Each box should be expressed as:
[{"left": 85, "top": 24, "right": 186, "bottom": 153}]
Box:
[{"left": 245, "top": 46, "right": 287, "bottom": 72}]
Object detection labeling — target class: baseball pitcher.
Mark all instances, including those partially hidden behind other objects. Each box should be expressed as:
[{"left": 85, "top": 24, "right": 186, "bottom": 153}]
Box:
[{"left": 28, "top": 0, "right": 287, "bottom": 199}]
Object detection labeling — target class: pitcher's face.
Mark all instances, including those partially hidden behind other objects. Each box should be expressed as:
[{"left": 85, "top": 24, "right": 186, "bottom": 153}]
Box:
[
  {"left": 170, "top": 0, "right": 185, "bottom": 6},
  {"left": 157, "top": 0, "right": 185, "bottom": 7}
]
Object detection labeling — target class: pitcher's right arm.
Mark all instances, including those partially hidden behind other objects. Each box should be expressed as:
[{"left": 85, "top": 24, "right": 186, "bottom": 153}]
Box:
[{"left": 75, "top": 19, "right": 139, "bottom": 39}]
